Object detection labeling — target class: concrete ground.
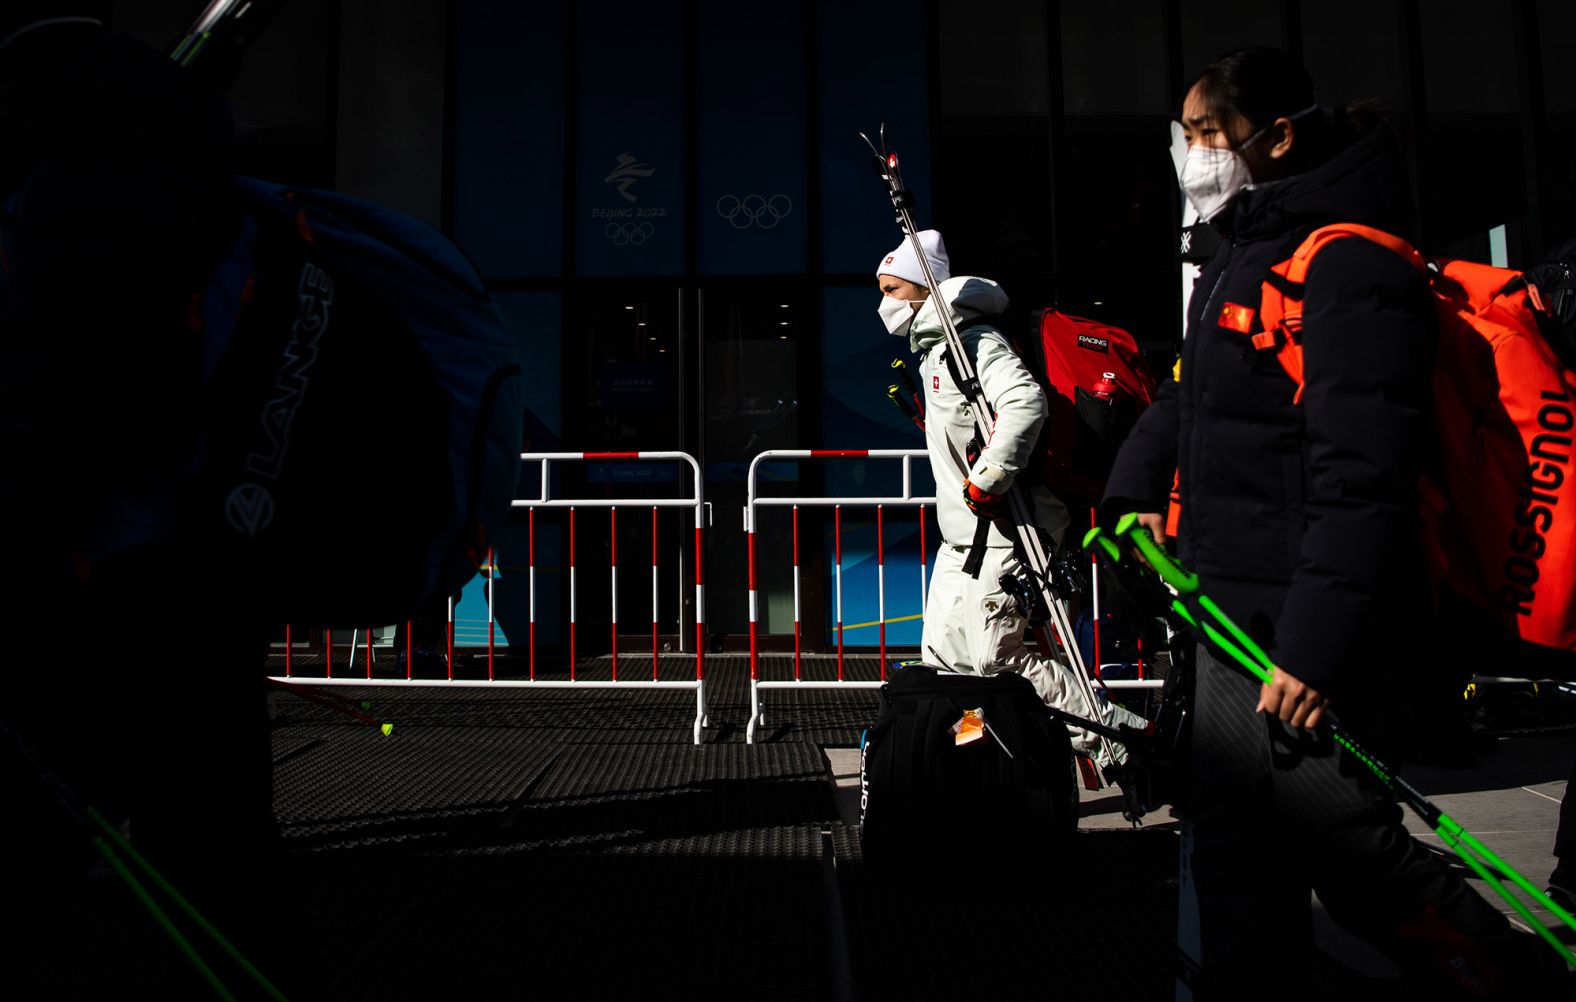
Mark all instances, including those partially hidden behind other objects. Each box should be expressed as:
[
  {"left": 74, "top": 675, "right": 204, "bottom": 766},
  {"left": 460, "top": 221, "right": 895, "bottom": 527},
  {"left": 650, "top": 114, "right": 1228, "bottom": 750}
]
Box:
[
  {"left": 1319, "top": 732, "right": 1573, "bottom": 979},
  {"left": 830, "top": 729, "right": 1573, "bottom": 986},
  {"left": 21, "top": 653, "right": 1574, "bottom": 999}
]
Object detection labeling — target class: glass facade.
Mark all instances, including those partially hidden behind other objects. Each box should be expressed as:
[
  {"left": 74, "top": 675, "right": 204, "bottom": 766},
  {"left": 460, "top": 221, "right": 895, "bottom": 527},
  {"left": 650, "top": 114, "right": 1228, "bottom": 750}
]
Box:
[{"left": 106, "top": 0, "right": 1576, "bottom": 650}]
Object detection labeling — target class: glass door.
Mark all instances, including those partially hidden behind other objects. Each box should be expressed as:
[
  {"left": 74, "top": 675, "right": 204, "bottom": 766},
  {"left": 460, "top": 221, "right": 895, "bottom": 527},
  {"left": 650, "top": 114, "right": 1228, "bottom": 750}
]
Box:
[
  {"left": 698, "top": 287, "right": 814, "bottom": 647},
  {"left": 561, "top": 283, "right": 816, "bottom": 650},
  {"left": 559, "top": 286, "right": 690, "bottom": 659}
]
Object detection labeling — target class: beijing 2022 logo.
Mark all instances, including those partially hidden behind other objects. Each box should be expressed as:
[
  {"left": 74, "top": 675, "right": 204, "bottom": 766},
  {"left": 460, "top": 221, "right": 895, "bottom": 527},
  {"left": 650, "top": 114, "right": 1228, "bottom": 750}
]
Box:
[{"left": 594, "top": 152, "right": 668, "bottom": 246}]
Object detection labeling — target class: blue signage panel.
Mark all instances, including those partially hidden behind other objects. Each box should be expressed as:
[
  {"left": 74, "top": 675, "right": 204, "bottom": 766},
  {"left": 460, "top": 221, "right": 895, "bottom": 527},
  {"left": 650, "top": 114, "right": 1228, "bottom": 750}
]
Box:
[
  {"left": 574, "top": 2, "right": 686, "bottom": 276},
  {"left": 695, "top": 0, "right": 808, "bottom": 275},
  {"left": 817, "top": 0, "right": 932, "bottom": 275},
  {"left": 492, "top": 292, "right": 563, "bottom": 452},
  {"left": 452, "top": 0, "right": 565, "bottom": 278}
]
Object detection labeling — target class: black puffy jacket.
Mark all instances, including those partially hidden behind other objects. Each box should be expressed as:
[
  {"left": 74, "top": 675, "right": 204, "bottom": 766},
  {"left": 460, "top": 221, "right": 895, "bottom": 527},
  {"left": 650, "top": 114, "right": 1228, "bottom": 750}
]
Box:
[{"left": 1104, "top": 129, "right": 1435, "bottom": 697}]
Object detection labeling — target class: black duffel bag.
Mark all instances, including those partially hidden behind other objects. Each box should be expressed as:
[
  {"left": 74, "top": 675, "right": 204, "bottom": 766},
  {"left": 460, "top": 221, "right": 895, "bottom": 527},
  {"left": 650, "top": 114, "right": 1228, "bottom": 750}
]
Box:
[{"left": 859, "top": 665, "right": 1078, "bottom": 864}]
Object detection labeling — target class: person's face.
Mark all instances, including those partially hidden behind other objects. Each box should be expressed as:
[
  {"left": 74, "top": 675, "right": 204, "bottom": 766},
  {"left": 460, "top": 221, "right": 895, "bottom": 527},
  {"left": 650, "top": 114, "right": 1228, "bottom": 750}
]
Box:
[
  {"left": 877, "top": 275, "right": 929, "bottom": 302},
  {"left": 1179, "top": 84, "right": 1241, "bottom": 152},
  {"left": 1180, "top": 82, "right": 1298, "bottom": 183}
]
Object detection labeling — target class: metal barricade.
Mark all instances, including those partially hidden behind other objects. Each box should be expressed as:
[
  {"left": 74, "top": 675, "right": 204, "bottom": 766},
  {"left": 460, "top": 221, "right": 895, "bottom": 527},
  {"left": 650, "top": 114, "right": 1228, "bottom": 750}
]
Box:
[
  {"left": 745, "top": 449, "right": 933, "bottom": 744},
  {"left": 268, "top": 450, "right": 709, "bottom": 744},
  {"left": 743, "top": 454, "right": 1173, "bottom": 743},
  {"left": 1084, "top": 508, "right": 1164, "bottom": 692}
]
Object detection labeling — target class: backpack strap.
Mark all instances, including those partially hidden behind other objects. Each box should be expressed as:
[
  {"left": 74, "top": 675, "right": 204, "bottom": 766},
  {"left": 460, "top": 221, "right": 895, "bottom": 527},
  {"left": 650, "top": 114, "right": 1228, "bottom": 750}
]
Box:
[
  {"left": 940, "top": 341, "right": 1000, "bottom": 579},
  {"left": 1254, "top": 223, "right": 1429, "bottom": 403}
]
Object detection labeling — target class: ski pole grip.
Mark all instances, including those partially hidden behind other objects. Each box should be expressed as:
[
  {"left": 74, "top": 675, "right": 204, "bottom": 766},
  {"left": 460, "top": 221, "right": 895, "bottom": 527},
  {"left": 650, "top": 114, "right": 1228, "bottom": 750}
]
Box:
[
  {"left": 1080, "top": 527, "right": 1122, "bottom": 564},
  {"left": 887, "top": 385, "right": 915, "bottom": 417},
  {"left": 1113, "top": 513, "right": 1198, "bottom": 595},
  {"left": 1110, "top": 514, "right": 1279, "bottom": 678}
]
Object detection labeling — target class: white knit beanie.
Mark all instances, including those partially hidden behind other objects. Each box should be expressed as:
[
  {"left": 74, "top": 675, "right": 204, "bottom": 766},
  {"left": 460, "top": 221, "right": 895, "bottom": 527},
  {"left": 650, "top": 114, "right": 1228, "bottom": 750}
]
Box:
[{"left": 876, "top": 229, "right": 950, "bottom": 288}]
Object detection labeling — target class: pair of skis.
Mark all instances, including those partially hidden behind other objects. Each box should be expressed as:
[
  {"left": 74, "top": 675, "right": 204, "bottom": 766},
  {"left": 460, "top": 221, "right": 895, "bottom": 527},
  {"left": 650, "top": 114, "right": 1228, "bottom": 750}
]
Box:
[
  {"left": 1084, "top": 514, "right": 1576, "bottom": 967},
  {"left": 860, "top": 126, "right": 1124, "bottom": 776}
]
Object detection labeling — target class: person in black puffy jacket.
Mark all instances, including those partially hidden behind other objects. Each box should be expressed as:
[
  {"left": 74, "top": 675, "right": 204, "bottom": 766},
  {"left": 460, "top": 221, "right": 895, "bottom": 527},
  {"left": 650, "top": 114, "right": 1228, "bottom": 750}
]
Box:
[{"left": 1104, "top": 48, "right": 1569, "bottom": 998}]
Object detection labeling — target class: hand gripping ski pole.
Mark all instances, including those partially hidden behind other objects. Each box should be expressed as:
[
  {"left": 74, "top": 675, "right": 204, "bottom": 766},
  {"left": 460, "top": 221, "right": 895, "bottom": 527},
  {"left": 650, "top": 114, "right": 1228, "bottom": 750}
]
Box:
[
  {"left": 859, "top": 124, "right": 1122, "bottom": 776},
  {"left": 1083, "top": 516, "right": 1576, "bottom": 968}
]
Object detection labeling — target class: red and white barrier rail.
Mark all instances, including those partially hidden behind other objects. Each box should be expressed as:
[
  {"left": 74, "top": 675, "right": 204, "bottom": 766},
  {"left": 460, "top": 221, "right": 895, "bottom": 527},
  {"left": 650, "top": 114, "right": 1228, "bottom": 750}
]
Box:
[
  {"left": 1086, "top": 507, "right": 1160, "bottom": 690},
  {"left": 269, "top": 451, "right": 710, "bottom": 745},
  {"left": 745, "top": 449, "right": 934, "bottom": 744}
]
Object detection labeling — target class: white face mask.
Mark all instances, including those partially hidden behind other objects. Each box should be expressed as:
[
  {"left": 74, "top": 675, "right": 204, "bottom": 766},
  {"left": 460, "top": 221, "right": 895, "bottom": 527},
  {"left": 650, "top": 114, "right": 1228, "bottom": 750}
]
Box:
[
  {"left": 1178, "top": 143, "right": 1254, "bottom": 222},
  {"left": 1177, "top": 105, "right": 1319, "bottom": 221},
  {"left": 878, "top": 294, "right": 921, "bottom": 337}
]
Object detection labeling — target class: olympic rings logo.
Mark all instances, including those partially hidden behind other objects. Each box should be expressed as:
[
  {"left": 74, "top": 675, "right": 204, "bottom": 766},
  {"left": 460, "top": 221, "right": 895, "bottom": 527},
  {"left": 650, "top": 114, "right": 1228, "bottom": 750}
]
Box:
[
  {"left": 716, "top": 194, "right": 793, "bottom": 230},
  {"left": 605, "top": 222, "right": 655, "bottom": 246}
]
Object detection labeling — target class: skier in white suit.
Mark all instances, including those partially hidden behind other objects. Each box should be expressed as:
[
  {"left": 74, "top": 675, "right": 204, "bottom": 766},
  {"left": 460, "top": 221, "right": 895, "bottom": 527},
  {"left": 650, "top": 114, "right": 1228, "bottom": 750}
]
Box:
[{"left": 877, "top": 229, "right": 1144, "bottom": 772}]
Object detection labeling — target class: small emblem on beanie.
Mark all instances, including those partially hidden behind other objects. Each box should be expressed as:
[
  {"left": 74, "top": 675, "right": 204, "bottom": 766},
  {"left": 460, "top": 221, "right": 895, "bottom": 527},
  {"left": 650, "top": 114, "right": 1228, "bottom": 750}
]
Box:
[{"left": 885, "top": 255, "right": 895, "bottom": 265}]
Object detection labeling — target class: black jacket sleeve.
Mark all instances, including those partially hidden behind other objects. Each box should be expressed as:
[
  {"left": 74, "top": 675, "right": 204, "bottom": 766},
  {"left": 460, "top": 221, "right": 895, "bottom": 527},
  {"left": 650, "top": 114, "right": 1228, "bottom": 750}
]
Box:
[
  {"left": 1273, "top": 238, "right": 1433, "bottom": 696},
  {"left": 1102, "top": 375, "right": 1179, "bottom": 519}
]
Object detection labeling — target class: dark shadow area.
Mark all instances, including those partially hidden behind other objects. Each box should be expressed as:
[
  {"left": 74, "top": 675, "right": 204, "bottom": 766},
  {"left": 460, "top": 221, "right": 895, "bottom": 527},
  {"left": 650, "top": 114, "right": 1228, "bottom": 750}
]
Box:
[
  {"left": 32, "top": 653, "right": 1555, "bottom": 1000},
  {"left": 1405, "top": 732, "right": 1573, "bottom": 795},
  {"left": 832, "top": 824, "right": 1180, "bottom": 1000}
]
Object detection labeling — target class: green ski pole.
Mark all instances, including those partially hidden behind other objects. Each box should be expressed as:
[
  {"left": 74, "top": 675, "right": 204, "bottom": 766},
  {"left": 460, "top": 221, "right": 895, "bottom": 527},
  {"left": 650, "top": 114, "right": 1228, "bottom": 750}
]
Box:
[
  {"left": 1084, "top": 518, "right": 1576, "bottom": 968},
  {"left": 0, "top": 716, "right": 291, "bottom": 1000}
]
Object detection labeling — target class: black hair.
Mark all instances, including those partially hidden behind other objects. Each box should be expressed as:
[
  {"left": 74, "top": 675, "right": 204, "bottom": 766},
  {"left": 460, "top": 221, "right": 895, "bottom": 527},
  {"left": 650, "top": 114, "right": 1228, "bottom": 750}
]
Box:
[{"left": 1188, "top": 47, "right": 1392, "bottom": 176}]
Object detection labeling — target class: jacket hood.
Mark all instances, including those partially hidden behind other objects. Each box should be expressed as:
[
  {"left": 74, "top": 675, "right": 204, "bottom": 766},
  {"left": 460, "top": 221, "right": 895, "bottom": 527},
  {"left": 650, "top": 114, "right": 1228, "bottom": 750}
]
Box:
[
  {"left": 909, "top": 275, "right": 1011, "bottom": 352},
  {"left": 1215, "top": 128, "right": 1413, "bottom": 243}
]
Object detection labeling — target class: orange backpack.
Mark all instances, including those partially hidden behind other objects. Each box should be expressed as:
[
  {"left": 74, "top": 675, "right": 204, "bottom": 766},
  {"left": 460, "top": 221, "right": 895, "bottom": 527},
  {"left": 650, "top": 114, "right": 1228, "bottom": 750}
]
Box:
[{"left": 1243, "top": 223, "right": 1576, "bottom": 669}]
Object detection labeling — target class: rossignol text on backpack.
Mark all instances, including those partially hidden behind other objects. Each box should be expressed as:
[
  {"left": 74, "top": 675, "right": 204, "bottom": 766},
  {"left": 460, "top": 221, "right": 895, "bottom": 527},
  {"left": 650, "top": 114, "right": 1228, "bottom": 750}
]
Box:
[
  {"left": 187, "top": 177, "right": 523, "bottom": 625},
  {"left": 1248, "top": 223, "right": 1576, "bottom": 673}
]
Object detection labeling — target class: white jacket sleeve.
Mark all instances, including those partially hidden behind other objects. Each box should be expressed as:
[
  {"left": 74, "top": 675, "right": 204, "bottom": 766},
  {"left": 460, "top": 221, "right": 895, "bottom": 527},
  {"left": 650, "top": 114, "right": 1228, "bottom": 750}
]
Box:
[{"left": 966, "top": 330, "right": 1046, "bottom": 494}]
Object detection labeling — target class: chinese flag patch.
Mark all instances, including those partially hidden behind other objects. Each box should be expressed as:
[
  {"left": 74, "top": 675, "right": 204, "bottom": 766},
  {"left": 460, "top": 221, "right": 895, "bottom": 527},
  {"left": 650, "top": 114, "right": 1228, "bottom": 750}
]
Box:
[{"left": 1218, "top": 302, "right": 1256, "bottom": 334}]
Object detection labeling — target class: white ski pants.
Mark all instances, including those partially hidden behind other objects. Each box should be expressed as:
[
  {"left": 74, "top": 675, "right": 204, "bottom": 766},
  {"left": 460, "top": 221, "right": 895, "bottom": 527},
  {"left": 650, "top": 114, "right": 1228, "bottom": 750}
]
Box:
[{"left": 920, "top": 542, "right": 1142, "bottom": 769}]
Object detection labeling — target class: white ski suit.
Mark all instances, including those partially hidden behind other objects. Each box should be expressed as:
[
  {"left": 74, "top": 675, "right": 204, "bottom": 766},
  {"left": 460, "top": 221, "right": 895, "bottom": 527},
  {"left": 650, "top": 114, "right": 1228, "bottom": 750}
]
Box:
[{"left": 908, "top": 276, "right": 1142, "bottom": 769}]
